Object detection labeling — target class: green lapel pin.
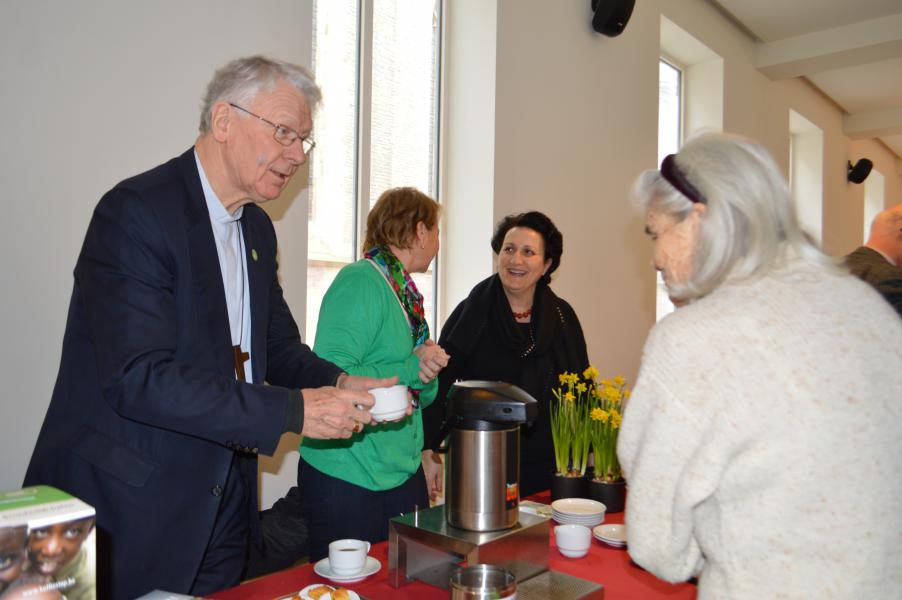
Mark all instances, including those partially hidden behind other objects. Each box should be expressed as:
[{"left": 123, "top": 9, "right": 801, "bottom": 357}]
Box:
[{"left": 251, "top": 248, "right": 258, "bottom": 262}]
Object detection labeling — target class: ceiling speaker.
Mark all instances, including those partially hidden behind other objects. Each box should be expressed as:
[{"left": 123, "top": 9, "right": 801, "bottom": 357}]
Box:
[
  {"left": 591, "top": 0, "right": 635, "bottom": 37},
  {"left": 848, "top": 158, "right": 873, "bottom": 184}
]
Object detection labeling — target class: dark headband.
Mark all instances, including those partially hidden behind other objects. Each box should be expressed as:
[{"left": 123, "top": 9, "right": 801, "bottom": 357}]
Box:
[{"left": 660, "top": 154, "right": 707, "bottom": 204}]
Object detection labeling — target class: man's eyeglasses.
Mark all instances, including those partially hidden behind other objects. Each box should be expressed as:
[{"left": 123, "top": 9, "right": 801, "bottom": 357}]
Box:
[{"left": 229, "top": 103, "right": 315, "bottom": 154}]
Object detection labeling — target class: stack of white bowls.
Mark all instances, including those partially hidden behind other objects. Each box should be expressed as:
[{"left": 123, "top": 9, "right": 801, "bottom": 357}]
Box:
[
  {"left": 551, "top": 498, "right": 606, "bottom": 527},
  {"left": 593, "top": 523, "right": 627, "bottom": 548}
]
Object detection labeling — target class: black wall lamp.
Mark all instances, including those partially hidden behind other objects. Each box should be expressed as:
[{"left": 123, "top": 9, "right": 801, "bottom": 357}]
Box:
[
  {"left": 591, "top": 0, "right": 635, "bottom": 37},
  {"left": 848, "top": 158, "right": 873, "bottom": 184}
]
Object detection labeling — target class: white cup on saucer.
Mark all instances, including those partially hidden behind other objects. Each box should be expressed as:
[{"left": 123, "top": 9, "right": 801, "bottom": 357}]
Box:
[
  {"left": 369, "top": 385, "right": 408, "bottom": 422},
  {"left": 328, "top": 538, "right": 371, "bottom": 576},
  {"left": 554, "top": 524, "right": 591, "bottom": 558}
]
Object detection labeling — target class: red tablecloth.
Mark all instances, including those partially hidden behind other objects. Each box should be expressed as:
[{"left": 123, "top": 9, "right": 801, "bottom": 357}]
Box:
[{"left": 209, "top": 494, "right": 696, "bottom": 600}]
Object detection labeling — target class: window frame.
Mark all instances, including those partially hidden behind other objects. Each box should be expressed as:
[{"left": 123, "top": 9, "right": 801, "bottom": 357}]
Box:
[{"left": 655, "top": 56, "right": 685, "bottom": 321}]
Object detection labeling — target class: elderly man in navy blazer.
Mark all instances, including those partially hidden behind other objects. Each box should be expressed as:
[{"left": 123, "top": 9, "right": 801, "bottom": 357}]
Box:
[
  {"left": 846, "top": 203, "right": 902, "bottom": 317},
  {"left": 23, "top": 56, "right": 396, "bottom": 599}
]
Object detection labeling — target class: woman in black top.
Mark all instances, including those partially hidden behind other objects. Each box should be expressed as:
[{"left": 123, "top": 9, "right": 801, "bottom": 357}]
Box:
[{"left": 423, "top": 211, "right": 589, "bottom": 498}]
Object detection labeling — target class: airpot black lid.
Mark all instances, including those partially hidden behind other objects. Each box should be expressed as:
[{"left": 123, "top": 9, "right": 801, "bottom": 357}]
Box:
[{"left": 446, "top": 380, "right": 539, "bottom": 427}]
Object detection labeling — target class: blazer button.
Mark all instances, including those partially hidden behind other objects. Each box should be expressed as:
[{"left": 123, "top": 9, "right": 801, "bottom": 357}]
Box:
[{"left": 211, "top": 485, "right": 223, "bottom": 497}]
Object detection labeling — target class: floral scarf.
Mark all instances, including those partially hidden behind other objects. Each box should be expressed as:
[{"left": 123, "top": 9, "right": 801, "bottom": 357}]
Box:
[{"left": 365, "top": 245, "right": 429, "bottom": 347}]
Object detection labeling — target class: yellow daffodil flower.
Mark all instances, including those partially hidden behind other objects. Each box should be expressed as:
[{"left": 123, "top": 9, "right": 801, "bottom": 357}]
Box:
[{"left": 554, "top": 368, "right": 631, "bottom": 483}]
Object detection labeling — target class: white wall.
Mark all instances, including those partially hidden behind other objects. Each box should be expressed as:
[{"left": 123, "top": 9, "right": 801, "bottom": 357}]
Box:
[
  {"left": 0, "top": 0, "right": 314, "bottom": 501},
  {"left": 438, "top": 0, "right": 498, "bottom": 319},
  {"left": 769, "top": 77, "right": 859, "bottom": 257},
  {"left": 491, "top": 0, "right": 660, "bottom": 380},
  {"left": 481, "top": 0, "right": 902, "bottom": 382}
]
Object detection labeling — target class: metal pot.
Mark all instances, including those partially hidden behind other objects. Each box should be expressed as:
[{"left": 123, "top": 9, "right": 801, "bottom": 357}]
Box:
[
  {"left": 431, "top": 381, "right": 538, "bottom": 532},
  {"left": 450, "top": 564, "right": 517, "bottom": 599}
]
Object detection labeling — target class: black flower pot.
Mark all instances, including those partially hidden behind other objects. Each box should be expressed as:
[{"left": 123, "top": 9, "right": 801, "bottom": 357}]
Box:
[
  {"left": 551, "top": 473, "right": 586, "bottom": 500},
  {"left": 586, "top": 477, "right": 626, "bottom": 513}
]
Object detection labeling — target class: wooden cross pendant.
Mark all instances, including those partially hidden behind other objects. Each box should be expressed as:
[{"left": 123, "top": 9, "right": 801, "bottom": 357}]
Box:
[{"left": 233, "top": 345, "right": 250, "bottom": 382}]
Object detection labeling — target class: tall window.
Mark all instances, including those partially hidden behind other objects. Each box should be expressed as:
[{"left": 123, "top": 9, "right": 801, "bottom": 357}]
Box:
[
  {"left": 307, "top": 0, "right": 442, "bottom": 343},
  {"left": 788, "top": 110, "right": 823, "bottom": 244},
  {"left": 656, "top": 59, "right": 682, "bottom": 320},
  {"left": 658, "top": 60, "right": 682, "bottom": 161},
  {"left": 863, "top": 168, "right": 885, "bottom": 243}
]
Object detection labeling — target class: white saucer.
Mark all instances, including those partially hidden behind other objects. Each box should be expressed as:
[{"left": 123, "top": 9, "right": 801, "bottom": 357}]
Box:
[
  {"left": 594, "top": 537, "right": 626, "bottom": 548},
  {"left": 593, "top": 523, "right": 627, "bottom": 544},
  {"left": 313, "top": 556, "right": 381, "bottom": 583}
]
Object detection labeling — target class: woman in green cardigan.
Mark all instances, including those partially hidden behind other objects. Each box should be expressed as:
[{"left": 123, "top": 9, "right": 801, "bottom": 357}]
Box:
[{"left": 299, "top": 187, "right": 449, "bottom": 561}]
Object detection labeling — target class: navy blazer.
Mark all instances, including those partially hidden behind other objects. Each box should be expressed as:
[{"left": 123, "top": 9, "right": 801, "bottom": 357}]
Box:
[{"left": 24, "top": 148, "right": 341, "bottom": 598}]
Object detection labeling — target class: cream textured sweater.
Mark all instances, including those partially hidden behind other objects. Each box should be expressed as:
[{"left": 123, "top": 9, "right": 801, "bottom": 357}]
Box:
[{"left": 618, "top": 255, "right": 902, "bottom": 599}]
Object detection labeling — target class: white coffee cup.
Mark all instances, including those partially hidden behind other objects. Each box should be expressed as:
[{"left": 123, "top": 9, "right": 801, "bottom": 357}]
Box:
[
  {"left": 369, "top": 384, "right": 408, "bottom": 422},
  {"left": 328, "top": 538, "right": 371, "bottom": 576},
  {"left": 554, "top": 524, "right": 591, "bottom": 558}
]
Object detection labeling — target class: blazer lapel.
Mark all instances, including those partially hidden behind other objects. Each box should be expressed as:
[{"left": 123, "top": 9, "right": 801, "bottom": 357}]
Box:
[{"left": 178, "top": 150, "right": 234, "bottom": 379}]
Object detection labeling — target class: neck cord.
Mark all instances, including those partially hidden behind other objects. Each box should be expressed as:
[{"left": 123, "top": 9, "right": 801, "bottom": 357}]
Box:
[{"left": 235, "top": 222, "right": 246, "bottom": 349}]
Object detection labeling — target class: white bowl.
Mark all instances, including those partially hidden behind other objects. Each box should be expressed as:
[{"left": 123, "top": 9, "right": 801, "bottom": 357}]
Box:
[
  {"left": 558, "top": 546, "right": 589, "bottom": 559},
  {"left": 552, "top": 513, "right": 605, "bottom": 527},
  {"left": 369, "top": 385, "right": 407, "bottom": 419},
  {"left": 551, "top": 498, "right": 606, "bottom": 516},
  {"left": 371, "top": 407, "right": 407, "bottom": 422},
  {"left": 554, "top": 524, "right": 592, "bottom": 552}
]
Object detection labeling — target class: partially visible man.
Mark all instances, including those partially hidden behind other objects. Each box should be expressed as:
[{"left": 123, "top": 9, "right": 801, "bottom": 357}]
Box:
[
  {"left": 23, "top": 56, "right": 392, "bottom": 599},
  {"left": 846, "top": 203, "right": 902, "bottom": 317}
]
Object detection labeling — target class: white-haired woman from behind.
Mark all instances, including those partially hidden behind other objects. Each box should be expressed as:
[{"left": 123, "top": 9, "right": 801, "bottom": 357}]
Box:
[{"left": 618, "top": 132, "right": 902, "bottom": 599}]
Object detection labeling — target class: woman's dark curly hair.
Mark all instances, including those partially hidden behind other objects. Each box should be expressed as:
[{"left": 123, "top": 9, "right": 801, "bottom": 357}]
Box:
[{"left": 490, "top": 211, "right": 563, "bottom": 285}]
